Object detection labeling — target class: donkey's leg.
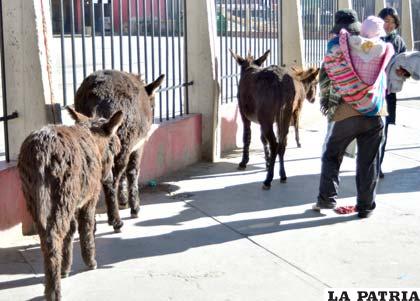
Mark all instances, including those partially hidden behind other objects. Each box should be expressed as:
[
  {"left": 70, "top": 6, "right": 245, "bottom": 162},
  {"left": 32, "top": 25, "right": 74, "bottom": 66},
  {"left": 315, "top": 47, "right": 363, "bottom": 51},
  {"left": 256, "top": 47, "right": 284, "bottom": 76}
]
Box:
[
  {"left": 261, "top": 123, "right": 278, "bottom": 190},
  {"left": 78, "top": 199, "right": 98, "bottom": 270},
  {"left": 40, "top": 224, "right": 67, "bottom": 301},
  {"left": 103, "top": 150, "right": 130, "bottom": 232},
  {"left": 61, "top": 218, "right": 77, "bottom": 278},
  {"left": 277, "top": 112, "right": 292, "bottom": 182},
  {"left": 260, "top": 133, "right": 270, "bottom": 170},
  {"left": 118, "top": 174, "right": 128, "bottom": 208},
  {"left": 292, "top": 110, "right": 301, "bottom": 148},
  {"left": 126, "top": 148, "right": 143, "bottom": 218},
  {"left": 238, "top": 116, "right": 252, "bottom": 170}
]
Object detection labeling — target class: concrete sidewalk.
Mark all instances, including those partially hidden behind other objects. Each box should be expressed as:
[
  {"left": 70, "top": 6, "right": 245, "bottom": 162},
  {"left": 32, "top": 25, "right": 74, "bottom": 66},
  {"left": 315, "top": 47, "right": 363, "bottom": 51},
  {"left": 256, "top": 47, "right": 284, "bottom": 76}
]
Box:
[{"left": 1, "top": 86, "right": 420, "bottom": 301}]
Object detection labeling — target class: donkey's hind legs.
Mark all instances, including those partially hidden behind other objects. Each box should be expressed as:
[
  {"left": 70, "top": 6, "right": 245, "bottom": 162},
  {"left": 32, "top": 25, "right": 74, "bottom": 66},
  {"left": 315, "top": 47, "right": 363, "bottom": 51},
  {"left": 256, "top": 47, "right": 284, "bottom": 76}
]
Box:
[
  {"left": 126, "top": 148, "right": 142, "bottom": 218},
  {"left": 261, "top": 123, "right": 278, "bottom": 190},
  {"left": 238, "top": 117, "right": 252, "bottom": 170}
]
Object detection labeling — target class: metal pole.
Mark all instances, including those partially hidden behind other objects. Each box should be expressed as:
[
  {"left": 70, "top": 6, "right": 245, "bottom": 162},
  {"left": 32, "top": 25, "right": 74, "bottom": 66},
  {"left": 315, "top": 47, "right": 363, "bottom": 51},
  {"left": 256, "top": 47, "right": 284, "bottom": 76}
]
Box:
[{"left": 0, "top": 0, "right": 10, "bottom": 162}]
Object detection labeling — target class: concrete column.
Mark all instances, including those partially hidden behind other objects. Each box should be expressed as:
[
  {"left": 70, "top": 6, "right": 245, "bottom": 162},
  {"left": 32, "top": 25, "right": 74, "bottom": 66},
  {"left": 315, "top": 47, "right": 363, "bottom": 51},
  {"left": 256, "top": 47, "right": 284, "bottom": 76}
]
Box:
[
  {"left": 375, "top": 0, "right": 386, "bottom": 15},
  {"left": 185, "top": 0, "right": 220, "bottom": 161},
  {"left": 2, "top": 0, "right": 57, "bottom": 160},
  {"left": 401, "top": 0, "right": 414, "bottom": 50},
  {"left": 338, "top": 0, "right": 352, "bottom": 10},
  {"left": 281, "top": 0, "right": 304, "bottom": 67}
]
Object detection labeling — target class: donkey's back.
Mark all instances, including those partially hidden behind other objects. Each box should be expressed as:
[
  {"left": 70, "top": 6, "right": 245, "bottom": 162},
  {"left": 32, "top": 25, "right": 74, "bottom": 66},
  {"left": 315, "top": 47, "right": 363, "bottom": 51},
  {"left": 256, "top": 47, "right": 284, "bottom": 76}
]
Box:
[{"left": 239, "top": 65, "right": 296, "bottom": 123}]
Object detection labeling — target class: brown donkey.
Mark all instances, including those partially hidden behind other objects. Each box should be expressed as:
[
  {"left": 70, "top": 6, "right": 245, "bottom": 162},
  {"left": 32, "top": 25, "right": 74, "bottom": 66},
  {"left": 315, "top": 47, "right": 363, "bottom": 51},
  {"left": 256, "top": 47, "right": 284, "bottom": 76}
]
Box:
[
  {"left": 74, "top": 70, "right": 164, "bottom": 232},
  {"left": 230, "top": 49, "right": 319, "bottom": 189},
  {"left": 18, "top": 107, "right": 123, "bottom": 301}
]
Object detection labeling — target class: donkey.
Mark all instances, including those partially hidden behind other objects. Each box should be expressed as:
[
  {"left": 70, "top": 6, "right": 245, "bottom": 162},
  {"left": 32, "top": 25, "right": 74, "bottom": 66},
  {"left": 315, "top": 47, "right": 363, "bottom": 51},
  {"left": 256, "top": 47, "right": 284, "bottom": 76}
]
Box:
[
  {"left": 230, "top": 49, "right": 319, "bottom": 189},
  {"left": 74, "top": 70, "right": 164, "bottom": 232},
  {"left": 18, "top": 107, "right": 123, "bottom": 301},
  {"left": 289, "top": 66, "right": 318, "bottom": 148}
]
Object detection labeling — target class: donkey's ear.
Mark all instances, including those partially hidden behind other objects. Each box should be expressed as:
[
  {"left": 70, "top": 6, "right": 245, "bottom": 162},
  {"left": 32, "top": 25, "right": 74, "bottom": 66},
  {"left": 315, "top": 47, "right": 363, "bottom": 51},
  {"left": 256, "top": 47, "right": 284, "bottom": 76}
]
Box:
[
  {"left": 229, "top": 49, "right": 245, "bottom": 65},
  {"left": 305, "top": 67, "right": 320, "bottom": 82},
  {"left": 145, "top": 74, "right": 165, "bottom": 96},
  {"left": 102, "top": 110, "right": 124, "bottom": 136},
  {"left": 254, "top": 50, "right": 270, "bottom": 66},
  {"left": 66, "top": 106, "right": 89, "bottom": 123}
]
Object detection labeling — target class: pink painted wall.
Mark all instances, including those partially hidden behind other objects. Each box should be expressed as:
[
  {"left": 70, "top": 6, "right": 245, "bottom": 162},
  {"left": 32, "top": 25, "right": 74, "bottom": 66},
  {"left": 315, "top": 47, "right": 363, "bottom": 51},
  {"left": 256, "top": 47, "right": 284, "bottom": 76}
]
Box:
[
  {"left": 0, "top": 114, "right": 201, "bottom": 235},
  {"left": 220, "top": 102, "right": 242, "bottom": 154},
  {"left": 0, "top": 163, "right": 32, "bottom": 233}
]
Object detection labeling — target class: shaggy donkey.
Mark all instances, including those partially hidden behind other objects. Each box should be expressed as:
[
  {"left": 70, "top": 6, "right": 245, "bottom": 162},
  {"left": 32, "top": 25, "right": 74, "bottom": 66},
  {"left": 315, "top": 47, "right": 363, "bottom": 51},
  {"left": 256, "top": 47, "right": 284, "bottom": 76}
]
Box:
[
  {"left": 230, "top": 49, "right": 319, "bottom": 189},
  {"left": 18, "top": 107, "right": 123, "bottom": 301},
  {"left": 289, "top": 66, "right": 319, "bottom": 148},
  {"left": 74, "top": 70, "right": 164, "bottom": 232}
]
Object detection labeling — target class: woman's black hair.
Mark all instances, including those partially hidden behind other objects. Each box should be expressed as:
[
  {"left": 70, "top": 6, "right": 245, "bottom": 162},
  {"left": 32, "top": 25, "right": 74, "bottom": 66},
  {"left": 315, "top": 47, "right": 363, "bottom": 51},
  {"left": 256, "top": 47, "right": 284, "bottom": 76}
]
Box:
[{"left": 378, "top": 7, "right": 400, "bottom": 29}]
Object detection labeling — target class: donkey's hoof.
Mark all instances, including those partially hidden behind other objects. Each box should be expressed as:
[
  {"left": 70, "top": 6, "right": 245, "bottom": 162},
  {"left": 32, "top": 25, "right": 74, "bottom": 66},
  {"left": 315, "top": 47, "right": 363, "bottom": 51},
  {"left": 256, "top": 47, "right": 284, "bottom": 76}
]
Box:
[
  {"left": 280, "top": 177, "right": 287, "bottom": 183},
  {"left": 130, "top": 207, "right": 140, "bottom": 218},
  {"left": 87, "top": 260, "right": 97, "bottom": 270},
  {"left": 297, "top": 144, "right": 302, "bottom": 148},
  {"left": 61, "top": 271, "right": 70, "bottom": 278},
  {"left": 113, "top": 220, "right": 124, "bottom": 233},
  {"left": 238, "top": 164, "right": 247, "bottom": 170},
  {"left": 262, "top": 183, "right": 271, "bottom": 190}
]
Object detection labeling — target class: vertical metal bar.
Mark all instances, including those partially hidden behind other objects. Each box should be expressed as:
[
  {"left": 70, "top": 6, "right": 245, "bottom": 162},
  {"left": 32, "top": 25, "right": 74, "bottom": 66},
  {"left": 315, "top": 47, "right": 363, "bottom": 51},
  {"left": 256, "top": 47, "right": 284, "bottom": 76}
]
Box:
[
  {"left": 177, "top": 0, "right": 182, "bottom": 114},
  {"left": 230, "top": 0, "right": 233, "bottom": 102},
  {"left": 171, "top": 0, "right": 176, "bottom": 118},
  {"left": 165, "top": 0, "right": 169, "bottom": 120},
  {"left": 219, "top": 0, "right": 223, "bottom": 104},
  {"left": 253, "top": 0, "right": 256, "bottom": 54},
  {"left": 239, "top": 0, "right": 243, "bottom": 56},
  {"left": 111, "top": 0, "right": 115, "bottom": 69},
  {"left": 244, "top": 0, "right": 248, "bottom": 56},
  {"left": 151, "top": 0, "right": 155, "bottom": 80},
  {"left": 119, "top": 0, "right": 123, "bottom": 70},
  {"left": 224, "top": 0, "right": 228, "bottom": 104},
  {"left": 81, "top": 0, "right": 87, "bottom": 78},
  {"left": 128, "top": 0, "right": 133, "bottom": 72},
  {"left": 0, "top": 0, "right": 10, "bottom": 162},
  {"left": 183, "top": 0, "right": 189, "bottom": 114},
  {"left": 101, "top": 0, "right": 106, "bottom": 69},
  {"left": 70, "top": 0, "right": 77, "bottom": 94},
  {"left": 136, "top": 0, "right": 141, "bottom": 73},
  {"left": 157, "top": 0, "right": 162, "bottom": 122},
  {"left": 91, "top": 0, "right": 96, "bottom": 72},
  {"left": 143, "top": 0, "right": 148, "bottom": 82},
  {"left": 59, "top": 0, "right": 67, "bottom": 106},
  {"left": 235, "top": 0, "right": 238, "bottom": 100}
]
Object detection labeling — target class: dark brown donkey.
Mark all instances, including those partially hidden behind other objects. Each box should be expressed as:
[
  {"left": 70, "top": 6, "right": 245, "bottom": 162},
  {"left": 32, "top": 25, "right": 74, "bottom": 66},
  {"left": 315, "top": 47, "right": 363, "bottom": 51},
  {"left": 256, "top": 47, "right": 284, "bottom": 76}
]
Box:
[
  {"left": 18, "top": 107, "right": 123, "bottom": 301},
  {"left": 230, "top": 49, "right": 319, "bottom": 189},
  {"left": 75, "top": 70, "right": 164, "bottom": 232}
]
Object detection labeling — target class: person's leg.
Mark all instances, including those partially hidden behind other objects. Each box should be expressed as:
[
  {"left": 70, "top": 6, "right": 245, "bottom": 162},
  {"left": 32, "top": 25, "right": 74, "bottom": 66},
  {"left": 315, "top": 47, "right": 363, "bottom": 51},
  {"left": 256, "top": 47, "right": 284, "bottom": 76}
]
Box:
[
  {"left": 355, "top": 117, "right": 384, "bottom": 217},
  {"left": 316, "top": 117, "right": 358, "bottom": 209},
  {"left": 379, "top": 93, "right": 396, "bottom": 177}
]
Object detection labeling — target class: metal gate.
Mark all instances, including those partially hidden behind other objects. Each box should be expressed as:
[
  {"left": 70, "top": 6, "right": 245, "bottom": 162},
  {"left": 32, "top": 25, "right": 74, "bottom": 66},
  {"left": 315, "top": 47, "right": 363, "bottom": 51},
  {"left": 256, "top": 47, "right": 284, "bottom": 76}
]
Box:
[
  {"left": 352, "top": 0, "right": 375, "bottom": 21},
  {"left": 217, "top": 0, "right": 282, "bottom": 104},
  {"left": 51, "top": 0, "right": 192, "bottom": 123},
  {"left": 301, "top": 0, "right": 338, "bottom": 67}
]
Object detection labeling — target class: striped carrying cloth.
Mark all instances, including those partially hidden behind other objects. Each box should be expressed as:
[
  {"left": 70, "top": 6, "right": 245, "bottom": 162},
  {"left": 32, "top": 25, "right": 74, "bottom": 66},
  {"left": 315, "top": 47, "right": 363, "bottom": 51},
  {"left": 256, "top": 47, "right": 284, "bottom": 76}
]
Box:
[{"left": 323, "top": 29, "right": 394, "bottom": 116}]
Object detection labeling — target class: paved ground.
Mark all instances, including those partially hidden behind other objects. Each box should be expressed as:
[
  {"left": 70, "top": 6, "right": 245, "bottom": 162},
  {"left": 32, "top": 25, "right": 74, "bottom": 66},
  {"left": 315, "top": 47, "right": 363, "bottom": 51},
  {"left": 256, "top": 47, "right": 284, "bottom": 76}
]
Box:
[{"left": 1, "top": 80, "right": 419, "bottom": 301}]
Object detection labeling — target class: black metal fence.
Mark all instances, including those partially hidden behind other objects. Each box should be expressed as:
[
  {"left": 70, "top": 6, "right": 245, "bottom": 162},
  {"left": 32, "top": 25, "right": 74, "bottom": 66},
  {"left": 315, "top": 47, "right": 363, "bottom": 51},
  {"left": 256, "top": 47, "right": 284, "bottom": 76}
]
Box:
[
  {"left": 51, "top": 0, "right": 191, "bottom": 123},
  {"left": 217, "top": 0, "right": 282, "bottom": 104},
  {"left": 301, "top": 0, "right": 338, "bottom": 67},
  {"left": 352, "top": 0, "right": 375, "bottom": 21}
]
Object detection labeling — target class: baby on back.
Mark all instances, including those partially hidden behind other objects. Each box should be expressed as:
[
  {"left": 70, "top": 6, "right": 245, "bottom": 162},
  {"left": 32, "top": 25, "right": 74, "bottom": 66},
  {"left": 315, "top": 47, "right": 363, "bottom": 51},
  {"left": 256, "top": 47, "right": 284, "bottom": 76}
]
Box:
[{"left": 348, "top": 16, "right": 387, "bottom": 85}]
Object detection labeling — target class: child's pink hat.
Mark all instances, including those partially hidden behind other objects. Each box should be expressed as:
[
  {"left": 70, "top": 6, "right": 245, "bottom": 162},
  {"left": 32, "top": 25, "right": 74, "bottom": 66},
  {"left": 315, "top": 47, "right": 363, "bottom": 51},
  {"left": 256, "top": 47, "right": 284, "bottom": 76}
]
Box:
[{"left": 361, "top": 16, "right": 386, "bottom": 39}]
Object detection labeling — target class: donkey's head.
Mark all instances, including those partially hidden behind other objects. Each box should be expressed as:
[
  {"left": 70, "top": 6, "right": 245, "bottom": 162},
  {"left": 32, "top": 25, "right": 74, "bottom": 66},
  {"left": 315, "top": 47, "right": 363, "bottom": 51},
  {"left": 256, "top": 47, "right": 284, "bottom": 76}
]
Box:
[
  {"left": 229, "top": 49, "right": 271, "bottom": 71},
  {"left": 67, "top": 106, "right": 124, "bottom": 179},
  {"left": 291, "top": 67, "right": 320, "bottom": 103}
]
